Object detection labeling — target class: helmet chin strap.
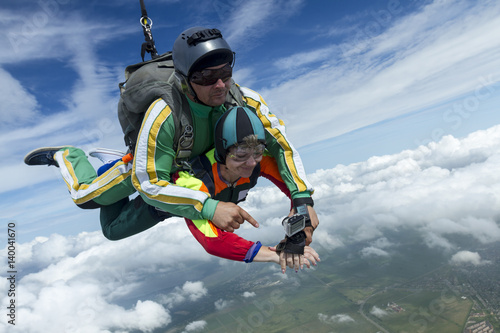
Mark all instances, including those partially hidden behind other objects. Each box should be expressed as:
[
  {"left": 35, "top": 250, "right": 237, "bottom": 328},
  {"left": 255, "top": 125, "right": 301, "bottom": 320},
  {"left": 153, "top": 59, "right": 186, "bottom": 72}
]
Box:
[
  {"left": 175, "top": 72, "right": 208, "bottom": 106},
  {"left": 187, "top": 81, "right": 207, "bottom": 106}
]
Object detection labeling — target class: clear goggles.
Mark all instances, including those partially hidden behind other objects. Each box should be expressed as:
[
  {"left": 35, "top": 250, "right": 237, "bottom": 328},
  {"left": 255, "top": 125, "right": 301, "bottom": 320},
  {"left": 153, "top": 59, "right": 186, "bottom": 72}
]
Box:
[
  {"left": 227, "top": 144, "right": 266, "bottom": 163},
  {"left": 190, "top": 63, "right": 232, "bottom": 86}
]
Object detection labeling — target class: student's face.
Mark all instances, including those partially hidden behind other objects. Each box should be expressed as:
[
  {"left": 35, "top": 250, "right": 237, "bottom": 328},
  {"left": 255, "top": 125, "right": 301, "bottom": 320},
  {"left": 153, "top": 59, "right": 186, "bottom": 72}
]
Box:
[
  {"left": 224, "top": 154, "right": 261, "bottom": 179},
  {"left": 224, "top": 145, "right": 264, "bottom": 179},
  {"left": 190, "top": 63, "right": 232, "bottom": 106}
]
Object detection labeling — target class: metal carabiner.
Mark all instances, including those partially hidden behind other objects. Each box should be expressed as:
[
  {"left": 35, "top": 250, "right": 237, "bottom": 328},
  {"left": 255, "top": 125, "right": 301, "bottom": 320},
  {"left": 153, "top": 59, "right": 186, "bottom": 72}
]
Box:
[{"left": 140, "top": 16, "right": 153, "bottom": 29}]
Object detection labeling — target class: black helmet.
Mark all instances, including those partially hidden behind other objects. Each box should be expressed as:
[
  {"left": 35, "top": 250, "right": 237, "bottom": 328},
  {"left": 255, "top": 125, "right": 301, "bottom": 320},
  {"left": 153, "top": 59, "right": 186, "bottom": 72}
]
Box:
[
  {"left": 172, "top": 27, "right": 234, "bottom": 78},
  {"left": 214, "top": 106, "right": 266, "bottom": 164}
]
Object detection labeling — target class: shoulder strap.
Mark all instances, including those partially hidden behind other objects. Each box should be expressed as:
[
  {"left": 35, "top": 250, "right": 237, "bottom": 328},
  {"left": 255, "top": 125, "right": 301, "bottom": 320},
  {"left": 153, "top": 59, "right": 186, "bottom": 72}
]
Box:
[
  {"left": 174, "top": 102, "right": 194, "bottom": 161},
  {"left": 165, "top": 74, "right": 195, "bottom": 165},
  {"left": 118, "top": 52, "right": 176, "bottom": 152},
  {"left": 187, "top": 154, "right": 215, "bottom": 197},
  {"left": 224, "top": 81, "right": 245, "bottom": 109},
  {"left": 248, "top": 164, "right": 261, "bottom": 190}
]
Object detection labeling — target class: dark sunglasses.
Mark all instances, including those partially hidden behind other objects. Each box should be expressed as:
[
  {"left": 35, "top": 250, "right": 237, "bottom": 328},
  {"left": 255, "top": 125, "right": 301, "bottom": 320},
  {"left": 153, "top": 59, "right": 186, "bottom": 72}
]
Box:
[{"left": 190, "top": 63, "right": 233, "bottom": 86}]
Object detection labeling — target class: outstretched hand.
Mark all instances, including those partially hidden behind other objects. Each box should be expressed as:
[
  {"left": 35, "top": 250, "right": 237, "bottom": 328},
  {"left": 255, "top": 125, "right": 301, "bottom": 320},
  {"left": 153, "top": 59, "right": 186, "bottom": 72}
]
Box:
[
  {"left": 269, "top": 246, "right": 320, "bottom": 273},
  {"left": 211, "top": 201, "right": 259, "bottom": 232}
]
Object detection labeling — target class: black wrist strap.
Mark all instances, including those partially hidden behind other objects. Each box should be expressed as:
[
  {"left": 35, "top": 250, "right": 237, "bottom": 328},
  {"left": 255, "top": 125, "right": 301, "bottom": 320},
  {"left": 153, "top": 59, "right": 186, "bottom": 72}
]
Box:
[
  {"left": 293, "top": 197, "right": 314, "bottom": 208},
  {"left": 276, "top": 239, "right": 287, "bottom": 253},
  {"left": 294, "top": 202, "right": 312, "bottom": 229}
]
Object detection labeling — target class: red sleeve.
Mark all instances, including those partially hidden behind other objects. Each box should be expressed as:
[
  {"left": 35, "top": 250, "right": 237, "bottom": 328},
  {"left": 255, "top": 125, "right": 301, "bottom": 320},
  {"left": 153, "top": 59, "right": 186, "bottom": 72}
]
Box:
[{"left": 185, "top": 218, "right": 255, "bottom": 261}]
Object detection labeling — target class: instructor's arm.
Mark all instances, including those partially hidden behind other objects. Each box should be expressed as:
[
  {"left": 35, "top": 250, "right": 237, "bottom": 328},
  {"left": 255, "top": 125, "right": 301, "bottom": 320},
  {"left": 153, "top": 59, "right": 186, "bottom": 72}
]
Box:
[{"left": 211, "top": 201, "right": 259, "bottom": 232}]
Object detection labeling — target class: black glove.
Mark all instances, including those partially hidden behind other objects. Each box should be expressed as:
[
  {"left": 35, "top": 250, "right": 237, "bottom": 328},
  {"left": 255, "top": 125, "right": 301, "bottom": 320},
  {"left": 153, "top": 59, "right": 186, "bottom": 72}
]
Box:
[{"left": 276, "top": 231, "right": 306, "bottom": 255}]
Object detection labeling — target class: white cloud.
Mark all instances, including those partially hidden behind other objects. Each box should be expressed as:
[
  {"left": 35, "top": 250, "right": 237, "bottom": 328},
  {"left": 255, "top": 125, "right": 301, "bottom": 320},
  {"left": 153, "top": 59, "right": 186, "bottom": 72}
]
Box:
[
  {"left": 313, "top": 230, "right": 344, "bottom": 252},
  {"left": 242, "top": 291, "right": 256, "bottom": 298},
  {"left": 372, "top": 237, "right": 393, "bottom": 249},
  {"left": 0, "top": 9, "right": 127, "bottom": 196},
  {"left": 370, "top": 306, "right": 389, "bottom": 318},
  {"left": 183, "top": 281, "right": 209, "bottom": 302},
  {"left": 318, "top": 313, "right": 355, "bottom": 324},
  {"left": 182, "top": 320, "right": 207, "bottom": 332},
  {"left": 0, "top": 67, "right": 39, "bottom": 126},
  {"left": 360, "top": 237, "right": 394, "bottom": 258},
  {"left": 274, "top": 46, "right": 336, "bottom": 70},
  {"left": 0, "top": 221, "right": 213, "bottom": 332},
  {"left": 232, "top": 124, "right": 500, "bottom": 262},
  {"left": 262, "top": 0, "right": 500, "bottom": 147},
  {"left": 157, "top": 280, "right": 208, "bottom": 308},
  {"left": 16, "top": 281, "right": 170, "bottom": 333},
  {"left": 450, "top": 251, "right": 491, "bottom": 266},
  {"left": 360, "top": 246, "right": 390, "bottom": 258},
  {"left": 214, "top": 298, "right": 233, "bottom": 311},
  {"left": 303, "top": 125, "right": 500, "bottom": 251},
  {"left": 0, "top": 7, "right": 127, "bottom": 64},
  {"left": 224, "top": 0, "right": 303, "bottom": 47}
]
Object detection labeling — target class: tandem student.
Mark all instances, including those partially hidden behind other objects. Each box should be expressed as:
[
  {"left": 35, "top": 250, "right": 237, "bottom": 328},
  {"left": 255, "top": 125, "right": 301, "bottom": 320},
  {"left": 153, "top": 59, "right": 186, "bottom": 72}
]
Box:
[{"left": 100, "top": 106, "right": 319, "bottom": 272}]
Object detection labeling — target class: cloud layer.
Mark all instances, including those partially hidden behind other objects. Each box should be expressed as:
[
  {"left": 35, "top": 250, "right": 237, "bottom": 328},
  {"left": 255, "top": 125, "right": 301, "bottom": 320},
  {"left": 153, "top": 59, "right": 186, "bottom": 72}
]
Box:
[{"left": 1, "top": 221, "right": 212, "bottom": 332}]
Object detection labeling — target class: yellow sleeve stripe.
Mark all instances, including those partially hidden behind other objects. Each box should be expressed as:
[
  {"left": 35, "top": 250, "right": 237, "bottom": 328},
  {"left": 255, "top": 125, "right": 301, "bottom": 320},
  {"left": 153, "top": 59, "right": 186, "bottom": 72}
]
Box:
[
  {"left": 146, "top": 99, "right": 169, "bottom": 182},
  {"left": 192, "top": 219, "right": 219, "bottom": 238},
  {"left": 241, "top": 87, "right": 312, "bottom": 193},
  {"left": 56, "top": 150, "right": 133, "bottom": 204},
  {"left": 132, "top": 98, "right": 208, "bottom": 212}
]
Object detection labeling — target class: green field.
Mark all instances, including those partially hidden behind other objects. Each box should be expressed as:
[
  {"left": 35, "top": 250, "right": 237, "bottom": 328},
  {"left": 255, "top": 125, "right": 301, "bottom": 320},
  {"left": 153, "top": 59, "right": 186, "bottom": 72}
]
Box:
[
  {"left": 163, "top": 278, "right": 473, "bottom": 333},
  {"left": 160, "top": 234, "right": 497, "bottom": 333},
  {"left": 362, "top": 289, "right": 473, "bottom": 333}
]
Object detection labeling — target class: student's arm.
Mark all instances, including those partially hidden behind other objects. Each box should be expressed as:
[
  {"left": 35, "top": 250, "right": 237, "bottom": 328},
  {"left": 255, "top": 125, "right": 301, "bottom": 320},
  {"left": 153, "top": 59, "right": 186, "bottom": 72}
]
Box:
[{"left": 185, "top": 218, "right": 262, "bottom": 262}]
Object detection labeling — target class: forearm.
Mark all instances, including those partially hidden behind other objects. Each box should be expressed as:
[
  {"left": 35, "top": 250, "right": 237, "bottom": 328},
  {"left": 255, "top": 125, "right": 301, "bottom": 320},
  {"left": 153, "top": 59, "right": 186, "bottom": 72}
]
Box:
[
  {"left": 139, "top": 193, "right": 208, "bottom": 220},
  {"left": 252, "top": 245, "right": 280, "bottom": 264},
  {"left": 186, "top": 218, "right": 255, "bottom": 261}
]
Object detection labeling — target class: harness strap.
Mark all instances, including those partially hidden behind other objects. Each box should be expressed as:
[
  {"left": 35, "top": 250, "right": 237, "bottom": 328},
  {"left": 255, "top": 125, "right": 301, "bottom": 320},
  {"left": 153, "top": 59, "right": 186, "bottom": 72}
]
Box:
[
  {"left": 187, "top": 155, "right": 215, "bottom": 197},
  {"left": 175, "top": 114, "right": 194, "bottom": 160},
  {"left": 139, "top": 0, "right": 159, "bottom": 61}
]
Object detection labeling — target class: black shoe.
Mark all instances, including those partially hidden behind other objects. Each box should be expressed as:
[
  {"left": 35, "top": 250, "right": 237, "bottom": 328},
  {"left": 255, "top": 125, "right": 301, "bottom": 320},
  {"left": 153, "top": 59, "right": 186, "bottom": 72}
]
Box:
[{"left": 24, "top": 146, "right": 71, "bottom": 167}]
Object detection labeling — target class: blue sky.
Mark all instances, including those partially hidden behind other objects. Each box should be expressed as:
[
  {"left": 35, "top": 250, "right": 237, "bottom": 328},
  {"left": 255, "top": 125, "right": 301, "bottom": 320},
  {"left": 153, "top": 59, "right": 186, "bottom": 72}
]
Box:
[
  {"left": 2, "top": 0, "right": 498, "bottom": 241},
  {"left": 1, "top": 1, "right": 500, "bottom": 331},
  {"left": 0, "top": 0, "right": 499, "bottom": 251}
]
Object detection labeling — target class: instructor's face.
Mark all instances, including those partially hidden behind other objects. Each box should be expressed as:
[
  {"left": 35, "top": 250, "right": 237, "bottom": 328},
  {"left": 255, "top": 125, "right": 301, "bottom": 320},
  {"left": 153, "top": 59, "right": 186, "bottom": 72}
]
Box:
[{"left": 190, "top": 63, "right": 231, "bottom": 106}]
